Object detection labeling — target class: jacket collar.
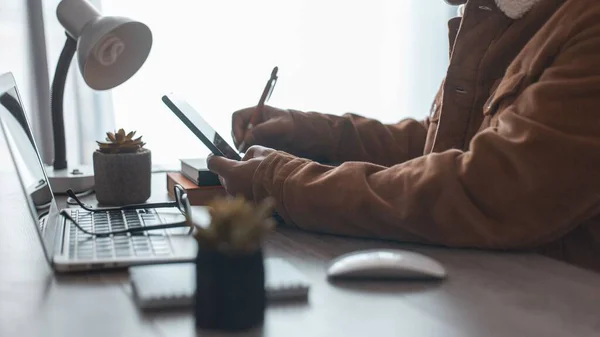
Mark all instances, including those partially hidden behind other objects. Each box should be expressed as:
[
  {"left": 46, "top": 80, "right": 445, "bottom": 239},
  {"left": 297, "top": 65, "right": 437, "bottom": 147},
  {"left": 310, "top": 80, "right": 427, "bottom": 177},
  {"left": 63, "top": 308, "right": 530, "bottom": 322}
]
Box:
[
  {"left": 494, "top": 0, "right": 543, "bottom": 19},
  {"left": 455, "top": 0, "right": 543, "bottom": 19}
]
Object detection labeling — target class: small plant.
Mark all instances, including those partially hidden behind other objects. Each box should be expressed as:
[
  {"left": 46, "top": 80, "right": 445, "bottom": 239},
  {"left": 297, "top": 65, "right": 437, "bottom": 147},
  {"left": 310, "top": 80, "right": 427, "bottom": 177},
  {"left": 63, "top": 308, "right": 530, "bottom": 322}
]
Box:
[
  {"left": 189, "top": 196, "right": 276, "bottom": 254},
  {"left": 96, "top": 128, "right": 146, "bottom": 154}
]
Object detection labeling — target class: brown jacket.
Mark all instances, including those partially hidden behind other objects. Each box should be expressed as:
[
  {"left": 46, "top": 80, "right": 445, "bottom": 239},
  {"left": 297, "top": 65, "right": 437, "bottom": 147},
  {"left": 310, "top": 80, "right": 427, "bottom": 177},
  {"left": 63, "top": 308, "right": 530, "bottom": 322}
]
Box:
[{"left": 252, "top": 0, "right": 600, "bottom": 272}]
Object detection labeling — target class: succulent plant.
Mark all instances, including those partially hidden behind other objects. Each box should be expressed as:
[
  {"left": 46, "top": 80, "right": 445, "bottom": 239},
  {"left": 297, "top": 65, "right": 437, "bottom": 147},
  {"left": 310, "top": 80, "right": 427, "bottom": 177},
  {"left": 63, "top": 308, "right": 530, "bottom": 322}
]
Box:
[
  {"left": 96, "top": 128, "right": 146, "bottom": 154},
  {"left": 188, "top": 196, "right": 276, "bottom": 254}
]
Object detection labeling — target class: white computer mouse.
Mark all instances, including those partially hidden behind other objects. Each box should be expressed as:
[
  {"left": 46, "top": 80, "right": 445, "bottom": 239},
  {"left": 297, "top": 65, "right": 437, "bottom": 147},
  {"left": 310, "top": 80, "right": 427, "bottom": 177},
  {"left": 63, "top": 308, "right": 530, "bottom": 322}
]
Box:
[{"left": 326, "top": 249, "right": 447, "bottom": 280}]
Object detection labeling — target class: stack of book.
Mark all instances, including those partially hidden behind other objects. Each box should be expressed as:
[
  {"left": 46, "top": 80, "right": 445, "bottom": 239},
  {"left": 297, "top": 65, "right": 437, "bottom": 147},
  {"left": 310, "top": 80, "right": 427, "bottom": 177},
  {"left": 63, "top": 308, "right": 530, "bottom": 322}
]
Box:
[{"left": 166, "top": 158, "right": 227, "bottom": 205}]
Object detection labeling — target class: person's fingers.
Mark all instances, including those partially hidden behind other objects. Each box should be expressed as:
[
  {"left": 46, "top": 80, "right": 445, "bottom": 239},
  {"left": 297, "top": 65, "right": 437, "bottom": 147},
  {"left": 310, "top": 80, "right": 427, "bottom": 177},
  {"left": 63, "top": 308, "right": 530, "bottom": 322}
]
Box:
[
  {"left": 232, "top": 107, "right": 256, "bottom": 145},
  {"left": 242, "top": 146, "right": 256, "bottom": 160},
  {"left": 206, "top": 154, "right": 235, "bottom": 176},
  {"left": 243, "top": 118, "right": 284, "bottom": 146},
  {"left": 242, "top": 145, "right": 274, "bottom": 160},
  {"left": 233, "top": 105, "right": 290, "bottom": 150},
  {"left": 240, "top": 132, "right": 255, "bottom": 152}
]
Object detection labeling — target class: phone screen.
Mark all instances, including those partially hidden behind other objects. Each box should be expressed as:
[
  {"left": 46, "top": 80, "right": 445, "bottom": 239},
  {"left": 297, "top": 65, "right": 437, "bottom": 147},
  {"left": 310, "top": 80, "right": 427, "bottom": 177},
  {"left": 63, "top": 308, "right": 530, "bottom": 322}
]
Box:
[
  {"left": 211, "top": 132, "right": 240, "bottom": 160},
  {"left": 162, "top": 94, "right": 241, "bottom": 160}
]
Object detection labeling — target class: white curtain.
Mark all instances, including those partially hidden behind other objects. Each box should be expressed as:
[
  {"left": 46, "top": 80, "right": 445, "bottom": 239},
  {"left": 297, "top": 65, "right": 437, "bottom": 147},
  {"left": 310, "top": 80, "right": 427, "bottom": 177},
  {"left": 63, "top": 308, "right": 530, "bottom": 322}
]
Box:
[
  {"left": 2, "top": 0, "right": 114, "bottom": 167},
  {"left": 12, "top": 0, "right": 456, "bottom": 168},
  {"left": 40, "top": 0, "right": 115, "bottom": 166},
  {"left": 0, "top": 0, "right": 42, "bottom": 155}
]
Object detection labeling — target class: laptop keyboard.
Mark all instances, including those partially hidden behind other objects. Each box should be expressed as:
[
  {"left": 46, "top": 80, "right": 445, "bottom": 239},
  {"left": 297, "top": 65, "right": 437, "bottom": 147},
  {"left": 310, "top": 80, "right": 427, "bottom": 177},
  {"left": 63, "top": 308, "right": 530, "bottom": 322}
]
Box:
[{"left": 67, "top": 209, "right": 173, "bottom": 260}]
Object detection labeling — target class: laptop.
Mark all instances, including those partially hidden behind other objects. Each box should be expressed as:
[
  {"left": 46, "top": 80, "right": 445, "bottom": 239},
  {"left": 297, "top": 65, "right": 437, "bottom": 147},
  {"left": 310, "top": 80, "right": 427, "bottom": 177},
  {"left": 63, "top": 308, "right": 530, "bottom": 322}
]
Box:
[{"left": 0, "top": 72, "right": 197, "bottom": 272}]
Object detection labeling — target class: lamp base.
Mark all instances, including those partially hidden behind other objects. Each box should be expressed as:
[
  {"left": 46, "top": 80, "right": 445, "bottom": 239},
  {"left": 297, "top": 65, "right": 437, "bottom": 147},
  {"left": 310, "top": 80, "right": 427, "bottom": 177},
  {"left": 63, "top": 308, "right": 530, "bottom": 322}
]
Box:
[{"left": 46, "top": 164, "right": 95, "bottom": 194}]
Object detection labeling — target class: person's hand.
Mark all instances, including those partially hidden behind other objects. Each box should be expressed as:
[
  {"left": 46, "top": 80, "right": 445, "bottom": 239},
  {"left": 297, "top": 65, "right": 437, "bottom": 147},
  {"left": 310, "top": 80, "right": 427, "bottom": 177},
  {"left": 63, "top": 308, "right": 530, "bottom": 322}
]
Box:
[
  {"left": 206, "top": 145, "right": 276, "bottom": 200},
  {"left": 232, "top": 105, "right": 294, "bottom": 152}
]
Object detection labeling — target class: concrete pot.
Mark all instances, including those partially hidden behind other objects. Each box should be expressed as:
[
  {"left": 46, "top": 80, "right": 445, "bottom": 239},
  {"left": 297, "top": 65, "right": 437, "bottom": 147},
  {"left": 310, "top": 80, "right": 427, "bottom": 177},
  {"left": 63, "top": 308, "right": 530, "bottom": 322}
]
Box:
[{"left": 93, "top": 148, "right": 151, "bottom": 205}]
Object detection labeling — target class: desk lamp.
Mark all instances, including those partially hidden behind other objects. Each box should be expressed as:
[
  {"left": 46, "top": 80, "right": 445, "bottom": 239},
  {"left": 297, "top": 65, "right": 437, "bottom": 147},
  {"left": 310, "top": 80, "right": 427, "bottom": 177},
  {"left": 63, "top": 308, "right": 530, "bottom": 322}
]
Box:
[{"left": 47, "top": 0, "right": 152, "bottom": 193}]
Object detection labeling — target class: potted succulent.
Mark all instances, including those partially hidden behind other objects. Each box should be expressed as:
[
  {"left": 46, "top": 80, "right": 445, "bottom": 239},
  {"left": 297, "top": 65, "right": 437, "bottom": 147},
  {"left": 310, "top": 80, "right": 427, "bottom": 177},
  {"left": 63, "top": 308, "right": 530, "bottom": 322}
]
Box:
[
  {"left": 188, "top": 195, "right": 276, "bottom": 332},
  {"left": 93, "top": 128, "right": 151, "bottom": 205}
]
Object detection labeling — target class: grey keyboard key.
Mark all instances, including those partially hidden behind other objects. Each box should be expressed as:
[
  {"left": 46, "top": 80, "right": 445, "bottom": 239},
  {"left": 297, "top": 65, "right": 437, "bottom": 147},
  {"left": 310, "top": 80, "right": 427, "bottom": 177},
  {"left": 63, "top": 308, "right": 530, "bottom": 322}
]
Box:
[
  {"left": 134, "top": 242, "right": 150, "bottom": 250},
  {"left": 115, "top": 249, "right": 132, "bottom": 257},
  {"left": 132, "top": 238, "right": 149, "bottom": 244},
  {"left": 135, "top": 248, "right": 152, "bottom": 256},
  {"left": 96, "top": 251, "right": 113, "bottom": 259},
  {"left": 134, "top": 245, "right": 150, "bottom": 253},
  {"left": 114, "top": 242, "right": 131, "bottom": 249},
  {"left": 115, "top": 245, "right": 131, "bottom": 251},
  {"left": 77, "top": 253, "right": 94, "bottom": 259},
  {"left": 95, "top": 244, "right": 112, "bottom": 252},
  {"left": 78, "top": 241, "right": 93, "bottom": 249},
  {"left": 95, "top": 244, "right": 112, "bottom": 251}
]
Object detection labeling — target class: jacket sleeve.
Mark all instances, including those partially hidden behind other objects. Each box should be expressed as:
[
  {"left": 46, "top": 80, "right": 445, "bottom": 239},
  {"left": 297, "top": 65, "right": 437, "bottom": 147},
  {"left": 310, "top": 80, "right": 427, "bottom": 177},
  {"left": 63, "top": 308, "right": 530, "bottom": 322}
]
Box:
[
  {"left": 252, "top": 16, "right": 600, "bottom": 249},
  {"left": 284, "top": 110, "right": 429, "bottom": 167}
]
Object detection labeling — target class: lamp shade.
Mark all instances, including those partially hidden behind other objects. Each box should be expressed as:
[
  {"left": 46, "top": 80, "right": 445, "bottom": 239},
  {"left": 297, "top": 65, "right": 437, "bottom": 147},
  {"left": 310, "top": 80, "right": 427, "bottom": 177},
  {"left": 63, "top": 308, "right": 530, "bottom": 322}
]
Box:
[{"left": 57, "top": 0, "right": 152, "bottom": 90}]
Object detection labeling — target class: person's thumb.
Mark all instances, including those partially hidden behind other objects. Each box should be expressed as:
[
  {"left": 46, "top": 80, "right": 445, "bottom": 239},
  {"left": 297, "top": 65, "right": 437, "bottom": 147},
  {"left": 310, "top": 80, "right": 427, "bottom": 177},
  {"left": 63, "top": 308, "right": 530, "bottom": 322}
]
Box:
[{"left": 206, "top": 154, "right": 234, "bottom": 176}]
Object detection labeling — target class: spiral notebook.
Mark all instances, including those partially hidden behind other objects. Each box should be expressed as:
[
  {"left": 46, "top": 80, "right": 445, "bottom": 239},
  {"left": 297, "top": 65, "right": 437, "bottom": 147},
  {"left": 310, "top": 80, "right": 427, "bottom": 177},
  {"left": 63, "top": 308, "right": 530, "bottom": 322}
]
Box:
[{"left": 129, "top": 258, "right": 310, "bottom": 310}]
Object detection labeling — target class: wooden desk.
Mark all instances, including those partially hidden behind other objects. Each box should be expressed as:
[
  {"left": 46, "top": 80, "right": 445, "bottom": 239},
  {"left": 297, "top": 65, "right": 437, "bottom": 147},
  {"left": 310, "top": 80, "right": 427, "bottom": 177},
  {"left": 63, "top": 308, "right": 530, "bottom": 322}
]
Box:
[{"left": 2, "top": 160, "right": 600, "bottom": 336}]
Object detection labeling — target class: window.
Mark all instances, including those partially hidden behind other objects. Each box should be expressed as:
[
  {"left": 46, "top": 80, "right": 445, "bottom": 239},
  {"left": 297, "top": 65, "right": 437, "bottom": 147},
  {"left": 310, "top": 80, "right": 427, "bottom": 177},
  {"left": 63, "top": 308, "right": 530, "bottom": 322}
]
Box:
[{"left": 0, "top": 1, "right": 35, "bottom": 138}]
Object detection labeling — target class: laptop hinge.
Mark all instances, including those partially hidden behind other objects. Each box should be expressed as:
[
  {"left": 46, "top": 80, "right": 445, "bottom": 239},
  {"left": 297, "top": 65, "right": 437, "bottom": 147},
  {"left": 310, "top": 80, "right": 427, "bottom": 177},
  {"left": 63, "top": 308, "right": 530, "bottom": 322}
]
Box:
[{"left": 56, "top": 210, "right": 67, "bottom": 257}]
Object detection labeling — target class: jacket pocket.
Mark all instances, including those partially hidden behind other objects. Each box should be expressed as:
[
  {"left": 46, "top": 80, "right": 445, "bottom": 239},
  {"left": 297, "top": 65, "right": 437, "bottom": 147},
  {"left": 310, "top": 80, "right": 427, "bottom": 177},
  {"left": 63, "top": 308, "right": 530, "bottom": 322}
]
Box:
[{"left": 483, "top": 72, "right": 527, "bottom": 116}]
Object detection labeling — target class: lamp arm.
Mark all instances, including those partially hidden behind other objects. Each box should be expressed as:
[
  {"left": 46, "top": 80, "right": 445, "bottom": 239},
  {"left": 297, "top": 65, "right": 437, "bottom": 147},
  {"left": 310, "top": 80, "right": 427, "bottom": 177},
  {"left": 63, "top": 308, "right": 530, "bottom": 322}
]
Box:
[{"left": 50, "top": 33, "right": 77, "bottom": 170}]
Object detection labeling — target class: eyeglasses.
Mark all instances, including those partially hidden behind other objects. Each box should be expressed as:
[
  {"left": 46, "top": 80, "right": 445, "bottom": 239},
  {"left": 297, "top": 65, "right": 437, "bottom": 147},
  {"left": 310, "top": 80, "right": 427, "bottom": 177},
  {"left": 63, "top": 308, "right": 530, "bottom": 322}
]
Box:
[{"left": 59, "top": 184, "right": 192, "bottom": 237}]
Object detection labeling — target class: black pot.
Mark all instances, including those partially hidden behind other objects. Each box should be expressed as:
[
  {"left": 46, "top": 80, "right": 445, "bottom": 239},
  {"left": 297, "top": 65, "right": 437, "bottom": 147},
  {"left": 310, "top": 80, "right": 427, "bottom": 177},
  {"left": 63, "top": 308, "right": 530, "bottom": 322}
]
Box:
[{"left": 194, "top": 246, "right": 266, "bottom": 331}]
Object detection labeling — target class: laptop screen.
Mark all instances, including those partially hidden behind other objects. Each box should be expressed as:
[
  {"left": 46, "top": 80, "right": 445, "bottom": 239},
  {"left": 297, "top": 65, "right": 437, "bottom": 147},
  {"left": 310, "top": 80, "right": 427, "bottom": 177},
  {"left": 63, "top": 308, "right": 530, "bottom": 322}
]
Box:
[{"left": 0, "top": 73, "right": 61, "bottom": 262}]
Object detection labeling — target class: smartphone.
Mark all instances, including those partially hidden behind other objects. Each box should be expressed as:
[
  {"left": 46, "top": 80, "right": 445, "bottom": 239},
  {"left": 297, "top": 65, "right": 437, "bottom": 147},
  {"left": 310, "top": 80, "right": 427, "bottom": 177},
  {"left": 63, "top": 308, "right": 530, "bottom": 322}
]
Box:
[{"left": 162, "top": 93, "right": 241, "bottom": 160}]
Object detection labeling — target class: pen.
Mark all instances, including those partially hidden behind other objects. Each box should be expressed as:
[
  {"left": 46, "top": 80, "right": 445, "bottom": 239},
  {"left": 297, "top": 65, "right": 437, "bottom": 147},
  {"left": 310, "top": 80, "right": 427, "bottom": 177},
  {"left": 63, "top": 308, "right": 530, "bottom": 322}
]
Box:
[{"left": 237, "top": 66, "right": 279, "bottom": 152}]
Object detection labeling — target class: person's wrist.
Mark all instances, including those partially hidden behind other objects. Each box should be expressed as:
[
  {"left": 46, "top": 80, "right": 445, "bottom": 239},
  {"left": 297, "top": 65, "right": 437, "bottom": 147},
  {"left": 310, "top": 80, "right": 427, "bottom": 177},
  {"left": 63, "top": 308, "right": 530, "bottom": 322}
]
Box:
[
  {"left": 252, "top": 150, "right": 308, "bottom": 225},
  {"left": 282, "top": 108, "right": 300, "bottom": 148},
  {"left": 285, "top": 109, "right": 334, "bottom": 161},
  {"left": 252, "top": 151, "right": 290, "bottom": 202}
]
